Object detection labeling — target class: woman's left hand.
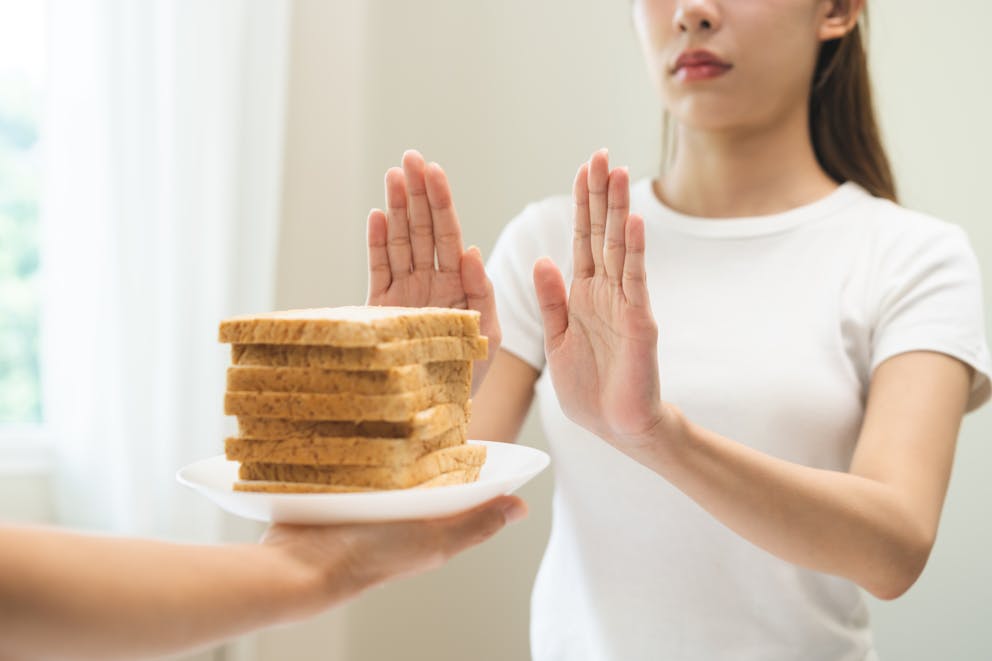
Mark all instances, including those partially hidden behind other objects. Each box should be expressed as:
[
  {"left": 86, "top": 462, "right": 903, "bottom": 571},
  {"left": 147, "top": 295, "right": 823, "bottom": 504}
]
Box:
[{"left": 533, "top": 150, "right": 668, "bottom": 450}]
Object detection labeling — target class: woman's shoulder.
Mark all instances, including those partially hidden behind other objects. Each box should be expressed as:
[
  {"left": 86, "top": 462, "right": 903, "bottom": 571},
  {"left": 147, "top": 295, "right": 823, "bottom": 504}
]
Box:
[
  {"left": 850, "top": 188, "right": 970, "bottom": 245},
  {"left": 842, "top": 188, "right": 981, "bottom": 290}
]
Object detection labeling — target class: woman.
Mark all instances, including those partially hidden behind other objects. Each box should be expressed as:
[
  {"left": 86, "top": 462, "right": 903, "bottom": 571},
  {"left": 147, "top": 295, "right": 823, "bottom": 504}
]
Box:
[{"left": 365, "top": 0, "right": 990, "bottom": 658}]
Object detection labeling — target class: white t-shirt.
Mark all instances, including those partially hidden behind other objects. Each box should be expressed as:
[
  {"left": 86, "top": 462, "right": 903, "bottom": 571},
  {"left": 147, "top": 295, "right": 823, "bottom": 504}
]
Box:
[{"left": 487, "top": 179, "right": 992, "bottom": 661}]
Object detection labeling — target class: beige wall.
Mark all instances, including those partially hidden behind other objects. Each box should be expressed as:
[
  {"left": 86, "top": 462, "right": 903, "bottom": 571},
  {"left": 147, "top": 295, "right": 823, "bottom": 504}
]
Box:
[
  {"left": 859, "top": 1, "right": 992, "bottom": 658},
  {"left": 268, "top": 0, "right": 992, "bottom": 659}
]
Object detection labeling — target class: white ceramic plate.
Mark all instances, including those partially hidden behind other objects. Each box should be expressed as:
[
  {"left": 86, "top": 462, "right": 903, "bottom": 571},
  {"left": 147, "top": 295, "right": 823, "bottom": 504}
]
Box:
[{"left": 176, "top": 440, "right": 549, "bottom": 524}]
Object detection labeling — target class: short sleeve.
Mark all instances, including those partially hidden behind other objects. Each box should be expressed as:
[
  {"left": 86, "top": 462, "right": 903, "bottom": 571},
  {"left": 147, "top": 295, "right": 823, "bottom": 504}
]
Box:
[
  {"left": 486, "top": 198, "right": 572, "bottom": 371},
  {"left": 870, "top": 221, "right": 991, "bottom": 413}
]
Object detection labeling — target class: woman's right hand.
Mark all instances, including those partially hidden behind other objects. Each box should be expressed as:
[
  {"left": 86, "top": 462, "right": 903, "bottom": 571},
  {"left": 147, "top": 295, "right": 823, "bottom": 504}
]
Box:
[{"left": 366, "top": 150, "right": 501, "bottom": 392}]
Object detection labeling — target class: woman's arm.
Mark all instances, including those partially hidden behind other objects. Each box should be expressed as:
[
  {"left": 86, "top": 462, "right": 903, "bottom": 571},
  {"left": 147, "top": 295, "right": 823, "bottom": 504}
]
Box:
[
  {"left": 534, "top": 149, "right": 973, "bottom": 600},
  {"left": 468, "top": 348, "right": 540, "bottom": 443},
  {"left": 0, "top": 496, "right": 525, "bottom": 660},
  {"left": 635, "top": 351, "right": 970, "bottom": 600}
]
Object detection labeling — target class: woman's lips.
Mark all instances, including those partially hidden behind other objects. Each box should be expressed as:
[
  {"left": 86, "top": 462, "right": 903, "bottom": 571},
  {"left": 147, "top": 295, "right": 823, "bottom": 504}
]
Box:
[{"left": 671, "top": 49, "right": 732, "bottom": 82}]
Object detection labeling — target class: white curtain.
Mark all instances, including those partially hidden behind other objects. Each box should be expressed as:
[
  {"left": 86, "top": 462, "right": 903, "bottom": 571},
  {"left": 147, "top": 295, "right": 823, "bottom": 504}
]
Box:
[{"left": 39, "top": 0, "right": 289, "bottom": 541}]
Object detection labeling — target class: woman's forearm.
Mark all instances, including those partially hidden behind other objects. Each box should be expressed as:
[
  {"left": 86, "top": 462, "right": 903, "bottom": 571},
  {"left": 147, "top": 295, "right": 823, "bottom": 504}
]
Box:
[
  {"left": 633, "top": 405, "right": 931, "bottom": 600},
  {"left": 0, "top": 526, "right": 326, "bottom": 660}
]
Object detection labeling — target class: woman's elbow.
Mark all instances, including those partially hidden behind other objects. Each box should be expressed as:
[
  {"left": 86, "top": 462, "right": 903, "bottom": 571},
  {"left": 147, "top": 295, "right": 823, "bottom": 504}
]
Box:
[{"left": 862, "top": 534, "right": 934, "bottom": 601}]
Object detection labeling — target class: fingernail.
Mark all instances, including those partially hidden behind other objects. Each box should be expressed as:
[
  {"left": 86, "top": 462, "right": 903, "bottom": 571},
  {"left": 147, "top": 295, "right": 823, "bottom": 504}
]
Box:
[
  {"left": 502, "top": 499, "right": 528, "bottom": 524},
  {"left": 467, "top": 244, "right": 482, "bottom": 257},
  {"left": 599, "top": 147, "right": 609, "bottom": 156}
]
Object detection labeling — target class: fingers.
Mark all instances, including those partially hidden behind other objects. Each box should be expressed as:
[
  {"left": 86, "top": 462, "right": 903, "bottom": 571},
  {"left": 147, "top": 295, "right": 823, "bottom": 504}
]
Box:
[
  {"left": 461, "top": 246, "right": 501, "bottom": 349},
  {"left": 604, "top": 167, "right": 630, "bottom": 286},
  {"left": 402, "top": 150, "right": 436, "bottom": 272},
  {"left": 579, "top": 150, "right": 632, "bottom": 288},
  {"left": 384, "top": 168, "right": 412, "bottom": 279},
  {"left": 366, "top": 209, "right": 391, "bottom": 302},
  {"left": 587, "top": 149, "right": 610, "bottom": 277},
  {"left": 428, "top": 495, "right": 527, "bottom": 561},
  {"left": 622, "top": 213, "right": 651, "bottom": 308},
  {"left": 572, "top": 162, "right": 594, "bottom": 279},
  {"left": 424, "top": 162, "right": 465, "bottom": 274},
  {"left": 533, "top": 257, "right": 569, "bottom": 351},
  {"left": 382, "top": 152, "right": 463, "bottom": 282},
  {"left": 267, "top": 496, "right": 527, "bottom": 601},
  {"left": 360, "top": 495, "right": 525, "bottom": 582}
]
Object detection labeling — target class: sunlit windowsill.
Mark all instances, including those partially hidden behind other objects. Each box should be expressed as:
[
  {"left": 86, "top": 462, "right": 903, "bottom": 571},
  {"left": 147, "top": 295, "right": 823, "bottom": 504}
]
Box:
[{"left": 0, "top": 428, "right": 54, "bottom": 476}]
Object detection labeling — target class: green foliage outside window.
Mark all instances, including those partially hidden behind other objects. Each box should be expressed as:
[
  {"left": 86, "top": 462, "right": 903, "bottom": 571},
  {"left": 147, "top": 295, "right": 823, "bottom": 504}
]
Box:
[{"left": 0, "top": 78, "right": 42, "bottom": 424}]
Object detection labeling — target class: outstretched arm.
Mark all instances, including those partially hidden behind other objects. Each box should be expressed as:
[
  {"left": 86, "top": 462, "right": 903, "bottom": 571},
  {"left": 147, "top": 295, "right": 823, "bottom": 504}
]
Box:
[
  {"left": 0, "top": 495, "right": 525, "bottom": 660},
  {"left": 533, "top": 149, "right": 972, "bottom": 600}
]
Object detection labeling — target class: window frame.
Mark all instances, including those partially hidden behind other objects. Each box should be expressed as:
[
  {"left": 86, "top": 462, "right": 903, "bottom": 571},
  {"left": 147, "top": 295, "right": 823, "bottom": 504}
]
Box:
[{"left": 0, "top": 426, "right": 53, "bottom": 475}]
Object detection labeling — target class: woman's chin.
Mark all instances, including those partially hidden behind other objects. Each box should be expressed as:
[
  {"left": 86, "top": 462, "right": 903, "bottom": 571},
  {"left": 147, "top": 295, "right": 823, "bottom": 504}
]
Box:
[
  {"left": 663, "top": 89, "right": 797, "bottom": 136},
  {"left": 667, "top": 101, "right": 751, "bottom": 134}
]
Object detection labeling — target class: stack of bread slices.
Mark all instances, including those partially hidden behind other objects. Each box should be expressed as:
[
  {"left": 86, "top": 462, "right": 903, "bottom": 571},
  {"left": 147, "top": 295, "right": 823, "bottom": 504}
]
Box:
[{"left": 219, "top": 306, "right": 488, "bottom": 493}]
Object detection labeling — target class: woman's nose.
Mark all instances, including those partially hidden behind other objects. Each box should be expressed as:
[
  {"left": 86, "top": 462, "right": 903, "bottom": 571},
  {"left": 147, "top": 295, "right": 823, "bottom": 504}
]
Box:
[{"left": 672, "top": 0, "right": 721, "bottom": 34}]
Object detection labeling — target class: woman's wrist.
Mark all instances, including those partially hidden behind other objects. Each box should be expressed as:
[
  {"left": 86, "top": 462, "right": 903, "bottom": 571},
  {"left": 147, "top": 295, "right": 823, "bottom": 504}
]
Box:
[{"left": 612, "top": 400, "right": 691, "bottom": 470}]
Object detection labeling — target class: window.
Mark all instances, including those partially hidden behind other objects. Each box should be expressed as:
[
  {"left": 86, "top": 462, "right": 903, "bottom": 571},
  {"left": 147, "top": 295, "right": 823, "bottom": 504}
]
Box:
[{"left": 0, "top": 0, "right": 46, "bottom": 427}]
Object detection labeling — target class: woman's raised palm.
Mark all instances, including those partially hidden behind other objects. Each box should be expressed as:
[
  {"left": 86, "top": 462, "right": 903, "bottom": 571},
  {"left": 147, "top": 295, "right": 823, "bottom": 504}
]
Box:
[
  {"left": 365, "top": 150, "right": 500, "bottom": 392},
  {"left": 533, "top": 150, "right": 665, "bottom": 448}
]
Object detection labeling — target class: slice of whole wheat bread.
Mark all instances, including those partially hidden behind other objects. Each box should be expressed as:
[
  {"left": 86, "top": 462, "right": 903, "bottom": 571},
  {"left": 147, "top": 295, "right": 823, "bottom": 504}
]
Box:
[
  {"left": 226, "top": 361, "right": 470, "bottom": 395},
  {"left": 224, "top": 426, "right": 466, "bottom": 467},
  {"left": 231, "top": 336, "right": 488, "bottom": 370},
  {"left": 238, "top": 444, "right": 486, "bottom": 489},
  {"left": 219, "top": 306, "right": 480, "bottom": 347},
  {"left": 224, "top": 382, "right": 470, "bottom": 421},
  {"left": 232, "top": 466, "right": 482, "bottom": 493},
  {"left": 235, "top": 402, "right": 470, "bottom": 441}
]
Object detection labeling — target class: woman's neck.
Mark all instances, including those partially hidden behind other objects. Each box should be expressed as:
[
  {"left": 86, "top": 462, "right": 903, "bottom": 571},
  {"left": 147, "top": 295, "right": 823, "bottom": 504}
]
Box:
[{"left": 657, "top": 106, "right": 839, "bottom": 218}]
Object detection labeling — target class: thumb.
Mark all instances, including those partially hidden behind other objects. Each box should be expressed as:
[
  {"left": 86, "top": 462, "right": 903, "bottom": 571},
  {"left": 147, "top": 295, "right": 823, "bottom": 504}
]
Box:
[
  {"left": 533, "top": 257, "right": 568, "bottom": 351},
  {"left": 461, "top": 246, "right": 500, "bottom": 347},
  {"left": 372, "top": 495, "right": 527, "bottom": 581},
  {"left": 429, "top": 495, "right": 528, "bottom": 561}
]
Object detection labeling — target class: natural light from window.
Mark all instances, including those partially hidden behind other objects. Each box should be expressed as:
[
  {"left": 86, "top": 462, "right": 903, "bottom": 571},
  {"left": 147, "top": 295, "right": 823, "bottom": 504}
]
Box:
[{"left": 0, "top": 0, "right": 46, "bottom": 426}]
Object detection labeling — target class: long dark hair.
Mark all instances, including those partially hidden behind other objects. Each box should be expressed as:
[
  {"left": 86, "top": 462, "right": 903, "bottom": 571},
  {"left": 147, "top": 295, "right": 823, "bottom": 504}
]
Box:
[{"left": 810, "top": 14, "right": 897, "bottom": 201}]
